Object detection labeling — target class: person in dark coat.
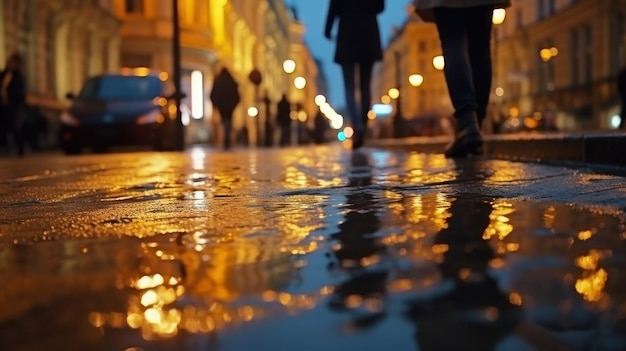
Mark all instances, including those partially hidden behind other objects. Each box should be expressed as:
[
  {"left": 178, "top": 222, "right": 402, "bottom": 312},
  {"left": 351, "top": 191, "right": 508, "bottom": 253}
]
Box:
[
  {"left": 0, "top": 53, "right": 27, "bottom": 155},
  {"left": 276, "top": 94, "right": 292, "bottom": 147},
  {"left": 325, "top": 0, "right": 385, "bottom": 149},
  {"left": 618, "top": 66, "right": 626, "bottom": 129},
  {"left": 210, "top": 66, "right": 240, "bottom": 149},
  {"left": 414, "top": 0, "right": 511, "bottom": 158}
]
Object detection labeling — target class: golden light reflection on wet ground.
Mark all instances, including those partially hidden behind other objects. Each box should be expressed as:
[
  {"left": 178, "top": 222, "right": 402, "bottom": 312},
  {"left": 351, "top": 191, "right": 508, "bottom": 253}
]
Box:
[{"left": 1, "top": 146, "right": 626, "bottom": 350}]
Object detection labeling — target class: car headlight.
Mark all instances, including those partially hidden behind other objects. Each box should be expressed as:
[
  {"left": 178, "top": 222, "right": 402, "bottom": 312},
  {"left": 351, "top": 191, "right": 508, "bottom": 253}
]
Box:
[
  {"left": 61, "top": 112, "right": 80, "bottom": 126},
  {"left": 136, "top": 109, "right": 165, "bottom": 125}
]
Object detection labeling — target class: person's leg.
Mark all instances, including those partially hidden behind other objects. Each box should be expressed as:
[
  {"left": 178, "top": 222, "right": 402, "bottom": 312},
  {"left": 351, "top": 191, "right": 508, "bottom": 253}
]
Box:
[
  {"left": 358, "top": 61, "right": 375, "bottom": 127},
  {"left": 434, "top": 7, "right": 477, "bottom": 119},
  {"left": 341, "top": 63, "right": 360, "bottom": 127},
  {"left": 467, "top": 6, "right": 494, "bottom": 127},
  {"left": 434, "top": 7, "right": 483, "bottom": 157},
  {"left": 223, "top": 118, "right": 232, "bottom": 149}
]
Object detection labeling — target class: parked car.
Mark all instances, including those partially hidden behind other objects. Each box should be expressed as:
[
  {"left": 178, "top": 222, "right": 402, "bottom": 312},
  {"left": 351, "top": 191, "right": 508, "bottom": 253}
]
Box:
[{"left": 59, "top": 71, "right": 181, "bottom": 154}]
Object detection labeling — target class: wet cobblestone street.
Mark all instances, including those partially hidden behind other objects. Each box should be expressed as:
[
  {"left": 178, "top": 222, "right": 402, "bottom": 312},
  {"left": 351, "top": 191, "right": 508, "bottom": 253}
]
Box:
[{"left": 1, "top": 144, "right": 626, "bottom": 351}]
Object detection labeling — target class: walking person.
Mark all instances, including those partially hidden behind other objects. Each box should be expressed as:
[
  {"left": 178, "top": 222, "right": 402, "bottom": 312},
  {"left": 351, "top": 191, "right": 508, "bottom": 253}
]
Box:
[
  {"left": 210, "top": 65, "right": 240, "bottom": 150},
  {"left": 618, "top": 65, "right": 626, "bottom": 129},
  {"left": 324, "top": 0, "right": 385, "bottom": 149},
  {"left": 413, "top": 0, "right": 510, "bottom": 158},
  {"left": 0, "top": 53, "right": 27, "bottom": 156},
  {"left": 276, "top": 94, "right": 292, "bottom": 147}
]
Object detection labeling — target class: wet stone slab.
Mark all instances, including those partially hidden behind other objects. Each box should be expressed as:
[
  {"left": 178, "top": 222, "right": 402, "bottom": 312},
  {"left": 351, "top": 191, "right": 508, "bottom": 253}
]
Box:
[{"left": 1, "top": 146, "right": 626, "bottom": 351}]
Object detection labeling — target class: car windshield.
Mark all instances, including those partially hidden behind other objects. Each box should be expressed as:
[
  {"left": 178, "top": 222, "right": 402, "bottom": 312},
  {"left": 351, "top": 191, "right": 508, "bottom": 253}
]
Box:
[{"left": 78, "top": 76, "right": 163, "bottom": 100}]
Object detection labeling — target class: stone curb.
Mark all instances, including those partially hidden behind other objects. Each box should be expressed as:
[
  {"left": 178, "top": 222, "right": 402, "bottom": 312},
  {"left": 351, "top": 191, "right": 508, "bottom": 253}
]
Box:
[{"left": 369, "top": 132, "right": 626, "bottom": 167}]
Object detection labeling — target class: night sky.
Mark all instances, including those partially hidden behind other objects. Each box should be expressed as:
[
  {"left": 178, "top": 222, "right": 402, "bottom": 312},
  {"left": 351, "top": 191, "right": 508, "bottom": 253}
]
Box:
[{"left": 290, "top": 0, "right": 410, "bottom": 109}]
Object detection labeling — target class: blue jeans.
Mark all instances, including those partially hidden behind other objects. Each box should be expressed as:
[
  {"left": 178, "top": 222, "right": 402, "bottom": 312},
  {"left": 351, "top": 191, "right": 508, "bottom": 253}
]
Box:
[{"left": 434, "top": 6, "right": 494, "bottom": 126}]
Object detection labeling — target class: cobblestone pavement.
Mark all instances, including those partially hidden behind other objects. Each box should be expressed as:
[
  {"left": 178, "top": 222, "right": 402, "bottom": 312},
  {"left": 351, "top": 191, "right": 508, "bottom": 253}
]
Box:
[{"left": 1, "top": 144, "right": 625, "bottom": 351}]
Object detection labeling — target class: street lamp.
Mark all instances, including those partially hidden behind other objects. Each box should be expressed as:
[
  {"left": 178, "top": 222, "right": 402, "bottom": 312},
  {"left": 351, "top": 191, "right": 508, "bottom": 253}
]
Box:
[
  {"left": 293, "top": 76, "right": 307, "bottom": 144},
  {"left": 171, "top": 0, "right": 185, "bottom": 150},
  {"left": 282, "top": 59, "right": 296, "bottom": 145},
  {"left": 491, "top": 8, "right": 506, "bottom": 133},
  {"left": 283, "top": 59, "right": 296, "bottom": 74},
  {"left": 294, "top": 76, "right": 307, "bottom": 90},
  {"left": 492, "top": 8, "right": 506, "bottom": 25},
  {"left": 408, "top": 74, "right": 424, "bottom": 87},
  {"left": 432, "top": 55, "right": 445, "bottom": 71},
  {"left": 388, "top": 88, "right": 400, "bottom": 100}
]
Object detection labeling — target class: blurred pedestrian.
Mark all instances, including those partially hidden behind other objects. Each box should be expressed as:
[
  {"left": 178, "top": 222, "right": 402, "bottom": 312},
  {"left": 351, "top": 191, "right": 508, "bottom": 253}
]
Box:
[
  {"left": 413, "top": 0, "right": 510, "bottom": 158},
  {"left": 277, "top": 94, "right": 291, "bottom": 147},
  {"left": 24, "top": 105, "right": 49, "bottom": 150},
  {"left": 618, "top": 65, "right": 626, "bottom": 129},
  {"left": 313, "top": 110, "right": 328, "bottom": 144},
  {"left": 262, "top": 93, "right": 274, "bottom": 147},
  {"left": 210, "top": 65, "right": 240, "bottom": 149},
  {"left": 0, "top": 53, "right": 27, "bottom": 156},
  {"left": 325, "top": 0, "right": 385, "bottom": 149}
]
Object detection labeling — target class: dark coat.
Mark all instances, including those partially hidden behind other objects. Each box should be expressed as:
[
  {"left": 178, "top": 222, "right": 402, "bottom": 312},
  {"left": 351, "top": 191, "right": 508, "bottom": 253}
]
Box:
[
  {"left": 324, "top": 0, "right": 384, "bottom": 64},
  {"left": 0, "top": 68, "right": 26, "bottom": 131},
  {"left": 618, "top": 66, "right": 626, "bottom": 97},
  {"left": 276, "top": 96, "right": 291, "bottom": 127},
  {"left": 209, "top": 68, "right": 240, "bottom": 120},
  {"left": 0, "top": 68, "right": 26, "bottom": 109}
]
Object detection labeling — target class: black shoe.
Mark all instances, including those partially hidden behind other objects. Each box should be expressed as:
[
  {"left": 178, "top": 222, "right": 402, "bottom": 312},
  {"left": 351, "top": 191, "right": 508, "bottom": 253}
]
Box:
[
  {"left": 444, "top": 115, "right": 483, "bottom": 158},
  {"left": 352, "top": 125, "right": 366, "bottom": 150}
]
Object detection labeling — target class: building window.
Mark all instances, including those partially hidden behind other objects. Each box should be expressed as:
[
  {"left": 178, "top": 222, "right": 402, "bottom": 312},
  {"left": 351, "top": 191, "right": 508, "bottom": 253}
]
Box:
[
  {"left": 125, "top": 0, "right": 144, "bottom": 14},
  {"left": 516, "top": 9, "right": 523, "bottom": 29},
  {"left": 537, "top": 44, "right": 546, "bottom": 92},
  {"left": 548, "top": 0, "right": 556, "bottom": 15},
  {"left": 537, "top": 0, "right": 555, "bottom": 20},
  {"left": 582, "top": 24, "right": 592, "bottom": 83},
  {"left": 121, "top": 52, "right": 152, "bottom": 68},
  {"left": 46, "top": 16, "right": 56, "bottom": 96},
  {"left": 418, "top": 40, "right": 426, "bottom": 53},
  {"left": 570, "top": 29, "right": 579, "bottom": 86}
]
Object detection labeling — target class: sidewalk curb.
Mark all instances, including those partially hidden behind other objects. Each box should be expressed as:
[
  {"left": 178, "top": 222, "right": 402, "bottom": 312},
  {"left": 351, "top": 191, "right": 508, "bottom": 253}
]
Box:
[{"left": 369, "top": 132, "right": 626, "bottom": 168}]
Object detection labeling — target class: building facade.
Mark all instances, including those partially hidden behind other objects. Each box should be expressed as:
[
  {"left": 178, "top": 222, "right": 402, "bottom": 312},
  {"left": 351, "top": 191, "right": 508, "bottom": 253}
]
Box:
[
  {"left": 111, "top": 0, "right": 320, "bottom": 147},
  {"left": 1, "top": 0, "right": 120, "bottom": 126},
  {"left": 374, "top": 0, "right": 626, "bottom": 135},
  {"left": 498, "top": 0, "right": 626, "bottom": 130}
]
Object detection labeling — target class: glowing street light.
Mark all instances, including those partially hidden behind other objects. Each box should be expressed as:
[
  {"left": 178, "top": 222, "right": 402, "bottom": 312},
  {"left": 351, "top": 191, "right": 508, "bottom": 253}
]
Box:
[
  {"left": 388, "top": 88, "right": 400, "bottom": 99},
  {"left": 409, "top": 74, "right": 424, "bottom": 87},
  {"left": 315, "top": 94, "right": 326, "bottom": 106},
  {"left": 283, "top": 59, "right": 296, "bottom": 74},
  {"left": 492, "top": 8, "right": 506, "bottom": 25},
  {"left": 432, "top": 55, "right": 445, "bottom": 71},
  {"left": 294, "top": 76, "right": 307, "bottom": 90},
  {"left": 248, "top": 106, "right": 259, "bottom": 117}
]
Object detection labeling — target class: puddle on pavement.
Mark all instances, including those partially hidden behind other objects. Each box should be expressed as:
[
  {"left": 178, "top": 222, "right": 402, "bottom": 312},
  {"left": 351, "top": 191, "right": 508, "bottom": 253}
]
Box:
[
  {"left": 2, "top": 192, "right": 626, "bottom": 351},
  {"left": 2, "top": 150, "right": 626, "bottom": 350}
]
